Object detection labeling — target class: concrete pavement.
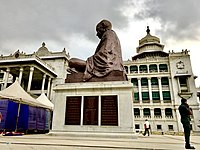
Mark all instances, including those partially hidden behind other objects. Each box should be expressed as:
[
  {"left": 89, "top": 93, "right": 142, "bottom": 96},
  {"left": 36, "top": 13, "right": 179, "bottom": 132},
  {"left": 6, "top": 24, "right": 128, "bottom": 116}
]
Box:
[{"left": 0, "top": 133, "right": 199, "bottom": 150}]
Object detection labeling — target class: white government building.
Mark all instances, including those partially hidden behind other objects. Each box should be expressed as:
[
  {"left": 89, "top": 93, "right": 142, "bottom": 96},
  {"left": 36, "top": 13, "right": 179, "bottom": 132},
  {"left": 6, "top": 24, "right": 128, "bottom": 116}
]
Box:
[{"left": 0, "top": 27, "right": 199, "bottom": 134}]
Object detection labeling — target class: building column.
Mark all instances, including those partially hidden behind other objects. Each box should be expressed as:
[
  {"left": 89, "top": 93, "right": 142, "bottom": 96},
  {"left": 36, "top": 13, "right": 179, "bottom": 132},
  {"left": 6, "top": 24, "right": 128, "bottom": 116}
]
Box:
[
  {"left": 138, "top": 78, "right": 142, "bottom": 103},
  {"left": 128, "top": 66, "right": 130, "bottom": 74},
  {"left": 47, "top": 77, "right": 51, "bottom": 98},
  {"left": 161, "top": 108, "right": 165, "bottom": 119},
  {"left": 150, "top": 108, "right": 154, "bottom": 119},
  {"left": 18, "top": 67, "right": 23, "bottom": 85},
  {"left": 27, "top": 66, "right": 34, "bottom": 92},
  {"left": 168, "top": 77, "right": 173, "bottom": 102},
  {"left": 3, "top": 68, "right": 10, "bottom": 89},
  {"left": 147, "top": 64, "right": 150, "bottom": 73},
  {"left": 140, "top": 108, "right": 143, "bottom": 119},
  {"left": 158, "top": 77, "right": 163, "bottom": 103},
  {"left": 138, "top": 65, "right": 140, "bottom": 74},
  {"left": 41, "top": 74, "right": 46, "bottom": 93},
  {"left": 148, "top": 77, "right": 152, "bottom": 103}
]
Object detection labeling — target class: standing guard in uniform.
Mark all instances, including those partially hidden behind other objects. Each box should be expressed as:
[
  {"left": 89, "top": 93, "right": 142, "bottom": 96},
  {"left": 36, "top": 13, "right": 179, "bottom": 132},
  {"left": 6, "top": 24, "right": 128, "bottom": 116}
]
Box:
[{"left": 179, "top": 98, "right": 195, "bottom": 149}]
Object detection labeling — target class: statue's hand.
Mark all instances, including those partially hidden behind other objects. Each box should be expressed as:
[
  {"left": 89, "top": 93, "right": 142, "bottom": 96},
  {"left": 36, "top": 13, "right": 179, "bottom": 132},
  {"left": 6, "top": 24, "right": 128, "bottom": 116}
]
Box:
[{"left": 67, "top": 67, "right": 78, "bottom": 74}]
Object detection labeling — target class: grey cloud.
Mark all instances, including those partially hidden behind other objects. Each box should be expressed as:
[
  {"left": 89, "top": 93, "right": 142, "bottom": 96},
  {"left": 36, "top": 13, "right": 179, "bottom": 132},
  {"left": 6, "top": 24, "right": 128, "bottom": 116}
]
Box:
[
  {"left": 0, "top": 0, "right": 132, "bottom": 55},
  {"left": 134, "top": 0, "right": 200, "bottom": 41}
]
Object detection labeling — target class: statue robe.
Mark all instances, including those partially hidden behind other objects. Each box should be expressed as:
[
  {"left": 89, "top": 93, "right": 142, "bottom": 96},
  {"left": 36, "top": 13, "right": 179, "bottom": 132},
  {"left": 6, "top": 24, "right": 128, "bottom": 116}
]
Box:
[{"left": 83, "top": 30, "right": 124, "bottom": 81}]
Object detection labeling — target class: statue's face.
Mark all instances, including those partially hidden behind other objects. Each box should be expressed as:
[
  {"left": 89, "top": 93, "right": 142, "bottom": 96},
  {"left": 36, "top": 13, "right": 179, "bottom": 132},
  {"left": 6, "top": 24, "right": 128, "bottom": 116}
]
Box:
[{"left": 96, "top": 24, "right": 105, "bottom": 39}]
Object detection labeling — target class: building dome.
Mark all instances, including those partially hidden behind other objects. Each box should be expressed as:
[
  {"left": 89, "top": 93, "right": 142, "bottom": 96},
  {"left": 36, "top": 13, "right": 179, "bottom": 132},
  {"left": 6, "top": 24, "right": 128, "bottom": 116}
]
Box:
[
  {"left": 36, "top": 42, "right": 50, "bottom": 56},
  {"left": 139, "top": 26, "right": 160, "bottom": 45},
  {"left": 136, "top": 26, "right": 164, "bottom": 54}
]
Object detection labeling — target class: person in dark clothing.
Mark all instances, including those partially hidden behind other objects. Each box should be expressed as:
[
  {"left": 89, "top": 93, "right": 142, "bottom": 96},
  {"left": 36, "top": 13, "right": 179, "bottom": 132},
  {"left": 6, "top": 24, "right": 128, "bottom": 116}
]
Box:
[{"left": 178, "top": 98, "right": 195, "bottom": 149}]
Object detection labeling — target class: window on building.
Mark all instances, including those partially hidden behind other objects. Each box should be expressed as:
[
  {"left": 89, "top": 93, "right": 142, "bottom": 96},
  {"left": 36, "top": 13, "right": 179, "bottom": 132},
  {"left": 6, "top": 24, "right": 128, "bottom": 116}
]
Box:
[
  {"left": 152, "top": 91, "right": 160, "bottom": 101},
  {"left": 135, "top": 124, "right": 140, "bottom": 133},
  {"left": 157, "top": 125, "right": 162, "bottom": 130},
  {"left": 154, "top": 108, "right": 161, "bottom": 116},
  {"left": 134, "top": 108, "right": 140, "bottom": 116},
  {"left": 162, "top": 91, "right": 171, "bottom": 102},
  {"left": 151, "top": 77, "right": 158, "bottom": 85},
  {"left": 165, "top": 108, "right": 173, "bottom": 116},
  {"left": 0, "top": 73, "right": 4, "bottom": 79},
  {"left": 161, "top": 77, "right": 169, "bottom": 85},
  {"left": 131, "top": 78, "right": 138, "bottom": 86},
  {"left": 179, "top": 77, "right": 188, "bottom": 92},
  {"left": 159, "top": 64, "right": 168, "bottom": 72},
  {"left": 141, "top": 78, "right": 148, "bottom": 86},
  {"left": 149, "top": 64, "right": 158, "bottom": 72},
  {"left": 142, "top": 92, "right": 149, "bottom": 102},
  {"left": 143, "top": 108, "right": 150, "bottom": 116},
  {"left": 134, "top": 92, "right": 139, "bottom": 103},
  {"left": 168, "top": 125, "right": 174, "bottom": 131},
  {"left": 130, "top": 65, "right": 138, "bottom": 73},
  {"left": 139, "top": 65, "right": 148, "bottom": 73},
  {"left": 124, "top": 66, "right": 128, "bottom": 74},
  {"left": 135, "top": 124, "right": 140, "bottom": 129}
]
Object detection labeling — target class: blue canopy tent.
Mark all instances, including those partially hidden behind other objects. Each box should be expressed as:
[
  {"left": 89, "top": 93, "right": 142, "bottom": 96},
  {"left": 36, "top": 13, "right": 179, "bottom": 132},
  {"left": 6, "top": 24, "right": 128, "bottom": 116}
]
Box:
[{"left": 0, "top": 80, "right": 50, "bottom": 132}]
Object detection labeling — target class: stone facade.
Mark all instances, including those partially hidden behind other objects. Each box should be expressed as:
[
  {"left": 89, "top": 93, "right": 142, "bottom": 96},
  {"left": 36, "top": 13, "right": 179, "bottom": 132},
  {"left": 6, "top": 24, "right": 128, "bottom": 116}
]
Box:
[{"left": 124, "top": 27, "right": 200, "bottom": 134}]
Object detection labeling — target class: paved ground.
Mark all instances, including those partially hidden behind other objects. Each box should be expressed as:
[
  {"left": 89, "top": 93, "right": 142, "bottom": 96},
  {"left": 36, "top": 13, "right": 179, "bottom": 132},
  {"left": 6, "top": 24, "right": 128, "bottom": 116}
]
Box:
[{"left": 0, "top": 133, "right": 199, "bottom": 150}]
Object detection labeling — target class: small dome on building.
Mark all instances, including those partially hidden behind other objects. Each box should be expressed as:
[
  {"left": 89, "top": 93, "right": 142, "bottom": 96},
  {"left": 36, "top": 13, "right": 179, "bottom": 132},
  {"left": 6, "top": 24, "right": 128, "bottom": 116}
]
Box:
[
  {"left": 136, "top": 26, "right": 164, "bottom": 54},
  {"left": 36, "top": 42, "right": 51, "bottom": 56},
  {"left": 139, "top": 26, "right": 160, "bottom": 45}
]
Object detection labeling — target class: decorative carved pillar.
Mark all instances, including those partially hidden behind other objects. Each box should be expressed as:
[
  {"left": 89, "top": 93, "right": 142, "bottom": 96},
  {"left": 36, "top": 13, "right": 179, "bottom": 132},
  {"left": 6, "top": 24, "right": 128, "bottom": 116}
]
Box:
[
  {"left": 148, "top": 77, "right": 152, "bottom": 103},
  {"left": 18, "top": 67, "right": 23, "bottom": 85},
  {"left": 158, "top": 77, "right": 163, "bottom": 103},
  {"left": 27, "top": 66, "right": 34, "bottom": 92},
  {"left": 41, "top": 74, "right": 46, "bottom": 93},
  {"left": 138, "top": 78, "right": 142, "bottom": 103},
  {"left": 47, "top": 77, "right": 51, "bottom": 98},
  {"left": 3, "top": 68, "right": 10, "bottom": 89}
]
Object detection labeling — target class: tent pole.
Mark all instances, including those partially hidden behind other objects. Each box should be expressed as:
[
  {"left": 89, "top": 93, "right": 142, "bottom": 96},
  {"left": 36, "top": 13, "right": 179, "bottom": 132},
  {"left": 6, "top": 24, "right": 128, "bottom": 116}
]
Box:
[{"left": 15, "top": 100, "right": 21, "bottom": 132}]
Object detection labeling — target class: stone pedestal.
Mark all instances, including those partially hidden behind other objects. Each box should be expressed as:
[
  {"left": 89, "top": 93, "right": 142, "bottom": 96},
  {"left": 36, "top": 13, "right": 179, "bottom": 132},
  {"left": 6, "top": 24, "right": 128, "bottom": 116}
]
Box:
[{"left": 51, "top": 81, "right": 135, "bottom": 138}]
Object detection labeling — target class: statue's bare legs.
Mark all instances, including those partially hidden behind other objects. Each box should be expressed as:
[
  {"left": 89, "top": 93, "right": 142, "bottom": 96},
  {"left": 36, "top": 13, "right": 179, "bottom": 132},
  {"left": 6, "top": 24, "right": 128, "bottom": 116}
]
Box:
[{"left": 67, "top": 58, "right": 86, "bottom": 73}]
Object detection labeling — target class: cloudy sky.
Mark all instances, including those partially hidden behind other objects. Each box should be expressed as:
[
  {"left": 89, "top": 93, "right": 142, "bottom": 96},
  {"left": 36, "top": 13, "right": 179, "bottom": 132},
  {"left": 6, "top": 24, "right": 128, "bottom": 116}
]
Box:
[{"left": 0, "top": 0, "right": 200, "bottom": 86}]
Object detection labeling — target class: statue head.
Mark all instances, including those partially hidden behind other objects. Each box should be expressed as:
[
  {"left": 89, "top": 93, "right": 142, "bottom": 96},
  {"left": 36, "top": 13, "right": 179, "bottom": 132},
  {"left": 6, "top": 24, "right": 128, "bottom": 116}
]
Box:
[{"left": 96, "top": 20, "right": 112, "bottom": 39}]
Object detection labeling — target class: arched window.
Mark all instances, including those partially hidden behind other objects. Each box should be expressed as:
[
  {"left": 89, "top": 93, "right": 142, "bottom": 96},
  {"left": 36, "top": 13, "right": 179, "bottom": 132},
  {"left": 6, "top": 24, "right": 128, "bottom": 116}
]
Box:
[
  {"left": 134, "top": 108, "right": 140, "bottom": 116},
  {"left": 130, "top": 65, "right": 138, "bottom": 73},
  {"left": 139, "top": 65, "right": 148, "bottom": 73},
  {"left": 149, "top": 64, "right": 158, "bottom": 72},
  {"left": 143, "top": 108, "right": 150, "bottom": 116},
  {"left": 159, "top": 64, "right": 168, "bottom": 72},
  {"left": 154, "top": 108, "right": 161, "bottom": 116},
  {"left": 165, "top": 108, "right": 173, "bottom": 116}
]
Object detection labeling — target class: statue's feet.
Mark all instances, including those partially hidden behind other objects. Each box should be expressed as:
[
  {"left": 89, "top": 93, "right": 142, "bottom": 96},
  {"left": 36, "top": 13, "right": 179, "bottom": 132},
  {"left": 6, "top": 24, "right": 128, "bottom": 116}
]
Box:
[{"left": 67, "top": 67, "right": 78, "bottom": 74}]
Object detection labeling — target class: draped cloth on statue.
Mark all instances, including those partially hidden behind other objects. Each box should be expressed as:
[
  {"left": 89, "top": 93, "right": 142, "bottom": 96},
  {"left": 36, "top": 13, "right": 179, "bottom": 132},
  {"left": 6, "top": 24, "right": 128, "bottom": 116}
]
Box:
[{"left": 83, "top": 30, "right": 124, "bottom": 81}]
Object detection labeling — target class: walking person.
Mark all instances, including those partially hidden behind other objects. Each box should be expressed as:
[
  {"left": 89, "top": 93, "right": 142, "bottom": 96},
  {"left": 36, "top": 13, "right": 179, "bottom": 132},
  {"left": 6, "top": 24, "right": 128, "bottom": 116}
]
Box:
[
  {"left": 179, "top": 98, "right": 195, "bottom": 149},
  {"left": 143, "top": 119, "right": 150, "bottom": 136}
]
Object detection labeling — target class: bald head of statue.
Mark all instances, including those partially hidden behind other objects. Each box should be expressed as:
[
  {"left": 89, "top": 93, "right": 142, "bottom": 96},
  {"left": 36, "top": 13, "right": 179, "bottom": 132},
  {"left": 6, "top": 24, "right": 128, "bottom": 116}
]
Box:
[{"left": 96, "top": 20, "right": 112, "bottom": 39}]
